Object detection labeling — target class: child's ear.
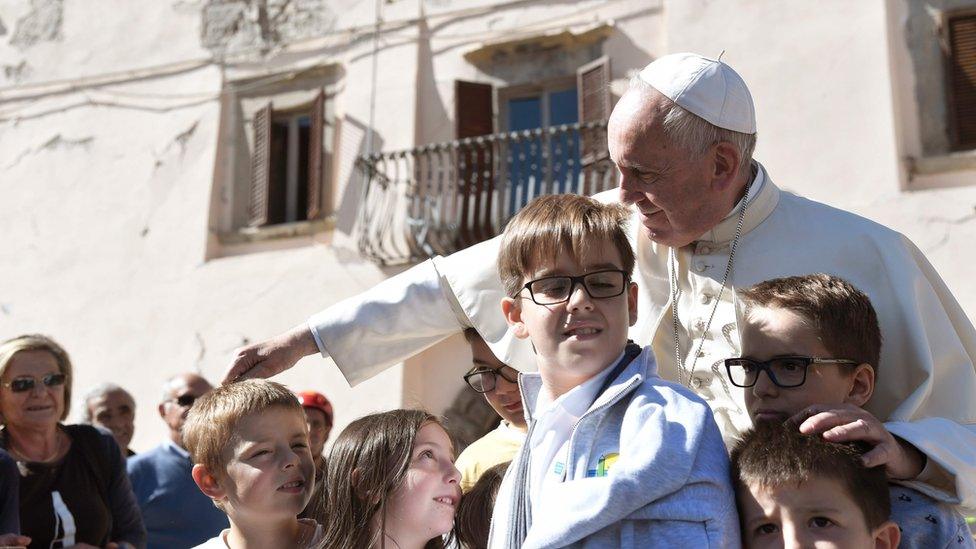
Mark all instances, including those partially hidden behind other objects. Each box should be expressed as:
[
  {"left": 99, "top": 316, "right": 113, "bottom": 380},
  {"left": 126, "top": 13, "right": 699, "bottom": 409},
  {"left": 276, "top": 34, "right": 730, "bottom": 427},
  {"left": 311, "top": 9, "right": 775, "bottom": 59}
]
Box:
[
  {"left": 871, "top": 520, "right": 901, "bottom": 549},
  {"left": 627, "top": 281, "right": 639, "bottom": 327},
  {"left": 501, "top": 297, "right": 529, "bottom": 340},
  {"left": 191, "top": 464, "right": 227, "bottom": 502},
  {"left": 350, "top": 467, "right": 382, "bottom": 504},
  {"left": 845, "top": 363, "right": 875, "bottom": 407}
]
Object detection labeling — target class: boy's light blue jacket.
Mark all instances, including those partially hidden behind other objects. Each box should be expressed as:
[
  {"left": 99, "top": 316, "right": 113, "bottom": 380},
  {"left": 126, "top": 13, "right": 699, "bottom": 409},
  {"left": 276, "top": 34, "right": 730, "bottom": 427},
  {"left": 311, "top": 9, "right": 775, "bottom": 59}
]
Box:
[{"left": 489, "top": 346, "right": 740, "bottom": 548}]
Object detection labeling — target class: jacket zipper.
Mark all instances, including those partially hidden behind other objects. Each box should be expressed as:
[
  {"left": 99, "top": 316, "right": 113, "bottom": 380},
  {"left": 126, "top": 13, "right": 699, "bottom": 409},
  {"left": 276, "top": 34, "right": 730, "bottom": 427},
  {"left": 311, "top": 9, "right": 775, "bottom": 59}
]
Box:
[{"left": 561, "top": 374, "right": 642, "bottom": 481}]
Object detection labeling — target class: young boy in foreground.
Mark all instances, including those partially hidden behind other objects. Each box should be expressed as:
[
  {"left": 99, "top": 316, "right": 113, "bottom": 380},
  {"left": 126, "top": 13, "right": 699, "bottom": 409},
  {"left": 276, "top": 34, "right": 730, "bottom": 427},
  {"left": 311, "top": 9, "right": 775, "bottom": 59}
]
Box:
[
  {"left": 183, "top": 380, "right": 323, "bottom": 549},
  {"left": 729, "top": 274, "right": 974, "bottom": 547},
  {"left": 456, "top": 328, "right": 527, "bottom": 492},
  {"left": 732, "top": 421, "right": 901, "bottom": 548},
  {"left": 489, "top": 194, "right": 737, "bottom": 548}
]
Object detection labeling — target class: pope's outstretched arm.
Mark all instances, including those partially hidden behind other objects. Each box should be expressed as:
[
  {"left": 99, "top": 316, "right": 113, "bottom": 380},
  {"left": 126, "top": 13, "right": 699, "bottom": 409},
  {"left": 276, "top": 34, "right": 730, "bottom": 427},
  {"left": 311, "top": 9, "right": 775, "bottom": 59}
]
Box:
[{"left": 223, "top": 235, "right": 512, "bottom": 385}]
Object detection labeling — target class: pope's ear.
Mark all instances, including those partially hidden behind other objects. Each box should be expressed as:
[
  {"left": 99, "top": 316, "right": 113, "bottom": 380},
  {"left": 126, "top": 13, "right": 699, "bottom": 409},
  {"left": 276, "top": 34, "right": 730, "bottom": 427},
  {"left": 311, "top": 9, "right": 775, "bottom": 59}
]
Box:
[
  {"left": 501, "top": 297, "right": 530, "bottom": 340},
  {"left": 710, "top": 140, "right": 742, "bottom": 192},
  {"left": 191, "top": 464, "right": 226, "bottom": 501}
]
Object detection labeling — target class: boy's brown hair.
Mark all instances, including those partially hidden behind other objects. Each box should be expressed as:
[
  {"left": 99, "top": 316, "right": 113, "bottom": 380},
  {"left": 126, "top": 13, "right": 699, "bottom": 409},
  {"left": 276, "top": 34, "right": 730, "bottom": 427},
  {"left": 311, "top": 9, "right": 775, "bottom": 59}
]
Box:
[
  {"left": 183, "top": 379, "right": 305, "bottom": 482},
  {"left": 497, "top": 194, "right": 635, "bottom": 298},
  {"left": 731, "top": 421, "right": 890, "bottom": 530},
  {"left": 739, "top": 273, "right": 882, "bottom": 373}
]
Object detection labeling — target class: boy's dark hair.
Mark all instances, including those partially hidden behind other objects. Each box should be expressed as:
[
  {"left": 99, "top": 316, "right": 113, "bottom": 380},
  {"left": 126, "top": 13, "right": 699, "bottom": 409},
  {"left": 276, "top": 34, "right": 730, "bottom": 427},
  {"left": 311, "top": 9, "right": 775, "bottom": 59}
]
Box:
[
  {"left": 456, "top": 461, "right": 510, "bottom": 549},
  {"left": 463, "top": 327, "right": 480, "bottom": 345},
  {"left": 739, "top": 274, "right": 882, "bottom": 374},
  {"left": 731, "top": 421, "right": 890, "bottom": 530},
  {"left": 497, "top": 194, "right": 635, "bottom": 299}
]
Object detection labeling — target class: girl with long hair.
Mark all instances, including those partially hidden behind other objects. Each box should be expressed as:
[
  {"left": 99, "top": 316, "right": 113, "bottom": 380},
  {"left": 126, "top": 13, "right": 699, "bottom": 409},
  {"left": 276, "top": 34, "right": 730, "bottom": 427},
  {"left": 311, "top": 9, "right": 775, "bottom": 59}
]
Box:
[{"left": 320, "top": 409, "right": 461, "bottom": 549}]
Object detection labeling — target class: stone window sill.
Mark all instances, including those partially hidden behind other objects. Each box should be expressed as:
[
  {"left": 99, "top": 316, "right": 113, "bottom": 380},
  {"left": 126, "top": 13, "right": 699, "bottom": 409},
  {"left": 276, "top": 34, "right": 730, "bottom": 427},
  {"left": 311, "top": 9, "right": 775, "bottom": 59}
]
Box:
[
  {"left": 908, "top": 150, "right": 976, "bottom": 190},
  {"left": 218, "top": 217, "right": 335, "bottom": 245}
]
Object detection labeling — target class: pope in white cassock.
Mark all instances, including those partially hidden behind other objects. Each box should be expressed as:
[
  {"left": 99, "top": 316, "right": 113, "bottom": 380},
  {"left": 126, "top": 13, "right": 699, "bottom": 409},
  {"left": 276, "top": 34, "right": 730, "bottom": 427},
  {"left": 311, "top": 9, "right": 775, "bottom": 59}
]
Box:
[{"left": 225, "top": 53, "right": 976, "bottom": 510}]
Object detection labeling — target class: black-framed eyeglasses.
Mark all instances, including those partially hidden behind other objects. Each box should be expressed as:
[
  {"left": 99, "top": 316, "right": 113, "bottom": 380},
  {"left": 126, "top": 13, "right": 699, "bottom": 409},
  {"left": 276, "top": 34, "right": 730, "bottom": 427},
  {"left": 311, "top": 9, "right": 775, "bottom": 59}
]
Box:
[
  {"left": 1, "top": 373, "right": 67, "bottom": 393},
  {"left": 170, "top": 394, "right": 198, "bottom": 408},
  {"left": 724, "top": 356, "right": 859, "bottom": 388},
  {"left": 463, "top": 366, "right": 520, "bottom": 394},
  {"left": 520, "top": 269, "right": 630, "bottom": 305}
]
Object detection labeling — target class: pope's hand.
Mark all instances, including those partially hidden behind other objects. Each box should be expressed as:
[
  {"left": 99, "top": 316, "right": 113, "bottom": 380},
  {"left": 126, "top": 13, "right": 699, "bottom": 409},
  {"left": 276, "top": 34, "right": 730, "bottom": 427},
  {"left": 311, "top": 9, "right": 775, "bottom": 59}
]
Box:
[
  {"left": 791, "top": 403, "right": 926, "bottom": 480},
  {"left": 222, "top": 324, "right": 319, "bottom": 384}
]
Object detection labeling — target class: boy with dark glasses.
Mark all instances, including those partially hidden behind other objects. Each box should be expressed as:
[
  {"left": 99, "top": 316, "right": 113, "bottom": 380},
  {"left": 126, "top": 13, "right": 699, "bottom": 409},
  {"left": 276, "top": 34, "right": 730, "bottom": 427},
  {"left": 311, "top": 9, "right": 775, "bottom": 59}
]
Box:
[
  {"left": 455, "top": 328, "right": 527, "bottom": 493},
  {"left": 728, "top": 274, "right": 973, "bottom": 548}
]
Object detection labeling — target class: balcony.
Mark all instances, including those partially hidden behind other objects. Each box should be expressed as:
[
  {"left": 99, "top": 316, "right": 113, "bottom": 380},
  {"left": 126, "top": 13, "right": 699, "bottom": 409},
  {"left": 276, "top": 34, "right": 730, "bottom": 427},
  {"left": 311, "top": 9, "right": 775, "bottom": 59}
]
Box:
[{"left": 354, "top": 121, "right": 616, "bottom": 265}]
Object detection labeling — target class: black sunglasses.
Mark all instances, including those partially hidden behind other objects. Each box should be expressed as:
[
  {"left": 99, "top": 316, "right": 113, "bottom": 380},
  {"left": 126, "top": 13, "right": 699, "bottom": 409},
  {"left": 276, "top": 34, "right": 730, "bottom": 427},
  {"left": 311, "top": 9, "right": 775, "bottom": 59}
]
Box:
[
  {"left": 520, "top": 269, "right": 630, "bottom": 305},
  {"left": 724, "top": 356, "right": 859, "bottom": 388},
  {"left": 463, "top": 366, "right": 519, "bottom": 394},
  {"left": 171, "top": 394, "right": 198, "bottom": 407},
  {"left": 1, "top": 373, "right": 67, "bottom": 393}
]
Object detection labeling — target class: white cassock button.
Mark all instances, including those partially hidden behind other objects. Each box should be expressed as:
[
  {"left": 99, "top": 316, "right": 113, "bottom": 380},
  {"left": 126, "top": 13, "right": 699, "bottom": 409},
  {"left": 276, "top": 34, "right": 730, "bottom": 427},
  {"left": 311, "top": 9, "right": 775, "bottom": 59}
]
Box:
[
  {"left": 694, "top": 319, "right": 706, "bottom": 331},
  {"left": 700, "top": 293, "right": 713, "bottom": 305},
  {"left": 698, "top": 245, "right": 712, "bottom": 255},
  {"left": 691, "top": 376, "right": 703, "bottom": 389},
  {"left": 693, "top": 261, "right": 706, "bottom": 273}
]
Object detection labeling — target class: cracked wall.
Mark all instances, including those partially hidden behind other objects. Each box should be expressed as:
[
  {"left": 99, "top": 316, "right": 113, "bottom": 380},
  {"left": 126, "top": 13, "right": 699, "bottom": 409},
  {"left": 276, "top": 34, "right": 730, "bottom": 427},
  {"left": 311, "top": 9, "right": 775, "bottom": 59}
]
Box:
[
  {"left": 200, "top": 0, "right": 335, "bottom": 54},
  {"left": 10, "top": 0, "right": 63, "bottom": 49}
]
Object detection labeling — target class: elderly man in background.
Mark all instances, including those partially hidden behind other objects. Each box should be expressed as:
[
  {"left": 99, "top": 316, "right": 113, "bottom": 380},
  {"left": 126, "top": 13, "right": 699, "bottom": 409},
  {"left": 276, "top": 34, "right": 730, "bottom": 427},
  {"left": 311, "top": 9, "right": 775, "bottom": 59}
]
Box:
[
  {"left": 226, "top": 53, "right": 976, "bottom": 510},
  {"left": 79, "top": 382, "right": 137, "bottom": 456},
  {"left": 127, "top": 373, "right": 226, "bottom": 549}
]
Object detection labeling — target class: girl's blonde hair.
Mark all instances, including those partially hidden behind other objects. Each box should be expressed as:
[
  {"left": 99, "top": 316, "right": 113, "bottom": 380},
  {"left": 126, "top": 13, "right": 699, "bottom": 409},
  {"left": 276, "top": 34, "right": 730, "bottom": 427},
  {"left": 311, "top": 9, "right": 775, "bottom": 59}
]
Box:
[
  {"left": 0, "top": 334, "right": 74, "bottom": 422},
  {"left": 319, "top": 409, "right": 454, "bottom": 549}
]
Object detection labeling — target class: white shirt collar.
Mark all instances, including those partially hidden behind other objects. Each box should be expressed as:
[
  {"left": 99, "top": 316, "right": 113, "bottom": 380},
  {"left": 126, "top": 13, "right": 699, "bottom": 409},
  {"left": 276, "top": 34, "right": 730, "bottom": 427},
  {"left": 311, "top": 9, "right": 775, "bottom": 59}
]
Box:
[{"left": 533, "top": 348, "right": 627, "bottom": 420}]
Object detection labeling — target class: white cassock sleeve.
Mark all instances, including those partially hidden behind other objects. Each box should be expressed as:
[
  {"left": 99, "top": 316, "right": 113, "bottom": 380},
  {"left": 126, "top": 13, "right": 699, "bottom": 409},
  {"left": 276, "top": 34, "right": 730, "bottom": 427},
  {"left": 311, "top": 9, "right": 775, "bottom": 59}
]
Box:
[
  {"left": 875, "top": 237, "right": 976, "bottom": 508},
  {"left": 307, "top": 234, "right": 522, "bottom": 385}
]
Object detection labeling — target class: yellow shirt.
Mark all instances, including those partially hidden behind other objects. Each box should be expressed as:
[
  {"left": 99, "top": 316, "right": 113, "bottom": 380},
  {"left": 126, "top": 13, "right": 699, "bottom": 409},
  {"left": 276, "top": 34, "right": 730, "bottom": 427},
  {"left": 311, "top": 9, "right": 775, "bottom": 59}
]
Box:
[{"left": 455, "top": 421, "right": 525, "bottom": 493}]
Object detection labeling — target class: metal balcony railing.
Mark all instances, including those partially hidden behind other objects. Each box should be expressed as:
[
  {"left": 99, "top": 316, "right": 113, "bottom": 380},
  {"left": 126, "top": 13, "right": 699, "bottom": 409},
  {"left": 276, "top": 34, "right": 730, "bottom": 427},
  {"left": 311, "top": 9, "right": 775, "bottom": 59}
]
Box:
[{"left": 354, "top": 121, "right": 616, "bottom": 265}]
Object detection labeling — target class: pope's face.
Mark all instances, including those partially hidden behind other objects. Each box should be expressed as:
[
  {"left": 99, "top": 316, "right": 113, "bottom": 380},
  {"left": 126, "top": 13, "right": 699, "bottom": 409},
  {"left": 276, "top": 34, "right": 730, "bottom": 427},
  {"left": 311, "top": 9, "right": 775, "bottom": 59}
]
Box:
[{"left": 608, "top": 88, "right": 731, "bottom": 248}]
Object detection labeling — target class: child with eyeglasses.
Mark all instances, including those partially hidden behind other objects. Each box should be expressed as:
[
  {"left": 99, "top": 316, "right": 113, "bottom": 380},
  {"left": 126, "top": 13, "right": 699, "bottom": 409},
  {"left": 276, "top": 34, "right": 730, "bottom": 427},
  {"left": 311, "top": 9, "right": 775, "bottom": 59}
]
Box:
[
  {"left": 489, "top": 194, "right": 737, "bottom": 548},
  {"left": 728, "top": 273, "right": 974, "bottom": 548},
  {"left": 455, "top": 329, "right": 527, "bottom": 493}
]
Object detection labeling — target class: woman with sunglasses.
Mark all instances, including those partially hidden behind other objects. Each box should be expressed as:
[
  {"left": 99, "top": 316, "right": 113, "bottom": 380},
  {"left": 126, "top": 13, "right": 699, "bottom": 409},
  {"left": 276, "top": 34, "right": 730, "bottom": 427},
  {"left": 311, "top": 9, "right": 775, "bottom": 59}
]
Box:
[{"left": 0, "top": 334, "right": 146, "bottom": 548}]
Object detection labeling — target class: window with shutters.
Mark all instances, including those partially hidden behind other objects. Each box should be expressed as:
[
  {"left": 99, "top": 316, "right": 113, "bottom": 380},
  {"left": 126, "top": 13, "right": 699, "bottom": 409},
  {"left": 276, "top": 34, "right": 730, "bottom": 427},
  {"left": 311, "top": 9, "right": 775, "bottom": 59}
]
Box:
[
  {"left": 895, "top": 4, "right": 976, "bottom": 188},
  {"left": 207, "top": 65, "right": 338, "bottom": 253},
  {"left": 248, "top": 91, "right": 326, "bottom": 228},
  {"left": 945, "top": 10, "right": 976, "bottom": 151},
  {"left": 445, "top": 57, "right": 612, "bottom": 249}
]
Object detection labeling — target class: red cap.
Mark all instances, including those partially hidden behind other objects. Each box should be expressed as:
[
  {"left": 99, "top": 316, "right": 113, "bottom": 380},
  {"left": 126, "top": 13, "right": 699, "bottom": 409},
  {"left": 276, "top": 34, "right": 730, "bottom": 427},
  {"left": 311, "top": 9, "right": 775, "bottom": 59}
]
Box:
[{"left": 297, "top": 391, "right": 333, "bottom": 426}]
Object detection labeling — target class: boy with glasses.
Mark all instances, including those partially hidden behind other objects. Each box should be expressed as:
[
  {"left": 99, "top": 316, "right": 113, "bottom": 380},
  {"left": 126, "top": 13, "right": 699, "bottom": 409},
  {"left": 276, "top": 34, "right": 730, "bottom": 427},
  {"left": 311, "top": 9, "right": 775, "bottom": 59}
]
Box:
[
  {"left": 490, "top": 194, "right": 737, "bottom": 548},
  {"left": 728, "top": 273, "right": 974, "bottom": 547},
  {"left": 455, "top": 328, "right": 526, "bottom": 492}
]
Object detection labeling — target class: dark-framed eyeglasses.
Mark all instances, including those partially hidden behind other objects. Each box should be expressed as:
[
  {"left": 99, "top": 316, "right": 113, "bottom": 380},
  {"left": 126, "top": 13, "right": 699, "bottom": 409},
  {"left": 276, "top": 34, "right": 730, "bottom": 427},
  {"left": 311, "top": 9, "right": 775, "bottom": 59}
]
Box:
[
  {"left": 170, "top": 394, "right": 198, "bottom": 408},
  {"left": 724, "top": 356, "right": 859, "bottom": 388},
  {"left": 520, "top": 269, "right": 629, "bottom": 305},
  {"left": 463, "top": 366, "right": 520, "bottom": 394},
  {"left": 1, "top": 373, "right": 67, "bottom": 393}
]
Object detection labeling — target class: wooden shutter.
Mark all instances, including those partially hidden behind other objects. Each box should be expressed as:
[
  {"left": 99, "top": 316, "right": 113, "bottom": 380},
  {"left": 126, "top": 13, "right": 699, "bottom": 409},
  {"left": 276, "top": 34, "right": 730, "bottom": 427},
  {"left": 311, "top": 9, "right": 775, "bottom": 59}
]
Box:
[
  {"left": 248, "top": 102, "right": 273, "bottom": 227},
  {"left": 947, "top": 11, "right": 976, "bottom": 150},
  {"left": 577, "top": 56, "right": 612, "bottom": 167},
  {"left": 455, "top": 80, "right": 494, "bottom": 139},
  {"left": 307, "top": 89, "right": 325, "bottom": 219},
  {"left": 454, "top": 81, "right": 494, "bottom": 249}
]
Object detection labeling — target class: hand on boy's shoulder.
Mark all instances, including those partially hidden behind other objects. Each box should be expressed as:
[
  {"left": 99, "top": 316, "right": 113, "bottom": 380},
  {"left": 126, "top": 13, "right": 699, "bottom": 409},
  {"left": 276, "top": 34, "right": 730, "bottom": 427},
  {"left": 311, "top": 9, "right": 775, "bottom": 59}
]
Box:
[{"left": 791, "top": 403, "right": 926, "bottom": 481}]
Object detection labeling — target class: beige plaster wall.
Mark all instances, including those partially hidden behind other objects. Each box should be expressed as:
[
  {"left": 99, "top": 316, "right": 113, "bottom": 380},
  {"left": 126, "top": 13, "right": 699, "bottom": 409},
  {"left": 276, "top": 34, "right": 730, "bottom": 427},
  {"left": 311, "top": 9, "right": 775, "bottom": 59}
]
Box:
[{"left": 0, "top": 0, "right": 415, "bottom": 452}]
